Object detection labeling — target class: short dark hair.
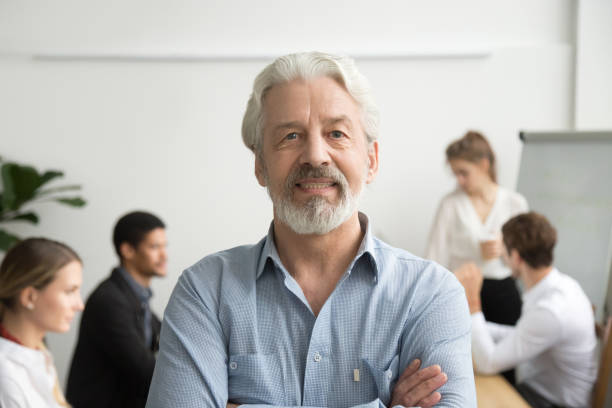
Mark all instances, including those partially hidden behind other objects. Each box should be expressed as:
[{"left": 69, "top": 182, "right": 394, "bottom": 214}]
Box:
[
  {"left": 502, "top": 212, "right": 557, "bottom": 269},
  {"left": 113, "top": 211, "right": 165, "bottom": 260}
]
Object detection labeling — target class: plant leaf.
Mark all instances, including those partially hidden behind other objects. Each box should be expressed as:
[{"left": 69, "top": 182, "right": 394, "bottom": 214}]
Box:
[
  {"left": 55, "top": 197, "right": 87, "bottom": 207},
  {"left": 5, "top": 212, "right": 40, "bottom": 224},
  {"left": 35, "top": 184, "right": 82, "bottom": 197},
  {"left": 0, "top": 229, "right": 20, "bottom": 252},
  {"left": 1, "top": 163, "right": 41, "bottom": 210},
  {"left": 38, "top": 170, "right": 64, "bottom": 188}
]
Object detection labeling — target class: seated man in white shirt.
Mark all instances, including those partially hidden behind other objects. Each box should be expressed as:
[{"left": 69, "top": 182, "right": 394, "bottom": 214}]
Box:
[{"left": 456, "top": 211, "right": 597, "bottom": 408}]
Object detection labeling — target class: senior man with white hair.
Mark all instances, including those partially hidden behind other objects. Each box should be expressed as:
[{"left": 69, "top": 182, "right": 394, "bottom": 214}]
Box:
[{"left": 146, "top": 52, "right": 476, "bottom": 408}]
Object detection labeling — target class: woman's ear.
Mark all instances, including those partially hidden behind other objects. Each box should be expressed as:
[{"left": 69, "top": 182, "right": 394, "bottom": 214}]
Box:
[
  {"left": 478, "top": 157, "right": 490, "bottom": 174},
  {"left": 19, "top": 286, "right": 38, "bottom": 311}
]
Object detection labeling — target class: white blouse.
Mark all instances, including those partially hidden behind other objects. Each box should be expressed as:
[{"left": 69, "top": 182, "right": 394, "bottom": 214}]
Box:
[
  {"left": 0, "top": 337, "right": 65, "bottom": 408},
  {"left": 425, "top": 186, "right": 528, "bottom": 279},
  {"left": 471, "top": 268, "right": 598, "bottom": 407}
]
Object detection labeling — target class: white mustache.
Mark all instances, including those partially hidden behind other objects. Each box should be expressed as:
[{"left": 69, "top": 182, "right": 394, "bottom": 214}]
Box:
[{"left": 285, "top": 166, "right": 348, "bottom": 194}]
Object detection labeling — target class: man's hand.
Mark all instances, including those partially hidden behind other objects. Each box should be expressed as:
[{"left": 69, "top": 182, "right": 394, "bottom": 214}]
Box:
[
  {"left": 390, "top": 359, "right": 447, "bottom": 408},
  {"left": 226, "top": 403, "right": 239, "bottom": 408},
  {"left": 454, "top": 263, "right": 483, "bottom": 314}
]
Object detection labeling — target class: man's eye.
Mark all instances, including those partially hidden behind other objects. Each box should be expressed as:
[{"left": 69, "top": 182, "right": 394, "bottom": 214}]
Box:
[
  {"left": 330, "top": 130, "right": 344, "bottom": 139},
  {"left": 286, "top": 132, "right": 298, "bottom": 140}
]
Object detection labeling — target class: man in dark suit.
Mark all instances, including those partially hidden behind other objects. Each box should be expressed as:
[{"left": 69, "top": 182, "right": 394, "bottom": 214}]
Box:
[{"left": 67, "top": 211, "right": 168, "bottom": 408}]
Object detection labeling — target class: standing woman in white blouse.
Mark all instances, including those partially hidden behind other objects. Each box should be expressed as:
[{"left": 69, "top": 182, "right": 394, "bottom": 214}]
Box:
[
  {"left": 426, "top": 131, "right": 528, "bottom": 327},
  {"left": 0, "top": 238, "right": 84, "bottom": 408}
]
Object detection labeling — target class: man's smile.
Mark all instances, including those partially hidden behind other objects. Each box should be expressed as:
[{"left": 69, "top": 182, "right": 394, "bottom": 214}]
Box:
[{"left": 295, "top": 178, "right": 337, "bottom": 193}]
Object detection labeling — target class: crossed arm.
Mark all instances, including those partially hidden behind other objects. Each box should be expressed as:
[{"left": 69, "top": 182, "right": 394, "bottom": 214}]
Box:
[
  {"left": 146, "top": 268, "right": 475, "bottom": 408},
  {"left": 224, "top": 361, "right": 447, "bottom": 408}
]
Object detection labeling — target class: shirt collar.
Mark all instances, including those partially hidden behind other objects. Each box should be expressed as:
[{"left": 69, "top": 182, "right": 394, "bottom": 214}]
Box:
[
  {"left": 118, "top": 267, "right": 153, "bottom": 303},
  {"left": 255, "top": 212, "right": 380, "bottom": 281},
  {"left": 0, "top": 336, "right": 49, "bottom": 369},
  {"left": 523, "top": 267, "right": 560, "bottom": 306}
]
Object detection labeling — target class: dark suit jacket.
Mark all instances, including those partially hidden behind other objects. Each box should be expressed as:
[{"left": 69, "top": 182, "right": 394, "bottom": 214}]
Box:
[{"left": 66, "top": 268, "right": 161, "bottom": 408}]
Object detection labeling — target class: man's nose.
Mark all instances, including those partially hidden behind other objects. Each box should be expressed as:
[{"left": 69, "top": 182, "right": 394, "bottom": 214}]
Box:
[{"left": 299, "top": 134, "right": 330, "bottom": 167}]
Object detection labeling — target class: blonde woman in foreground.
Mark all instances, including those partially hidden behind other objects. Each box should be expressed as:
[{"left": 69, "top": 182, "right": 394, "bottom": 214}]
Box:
[{"left": 0, "top": 238, "right": 84, "bottom": 408}]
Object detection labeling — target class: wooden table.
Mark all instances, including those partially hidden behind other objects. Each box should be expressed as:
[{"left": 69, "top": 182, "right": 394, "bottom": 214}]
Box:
[{"left": 475, "top": 374, "right": 531, "bottom": 407}]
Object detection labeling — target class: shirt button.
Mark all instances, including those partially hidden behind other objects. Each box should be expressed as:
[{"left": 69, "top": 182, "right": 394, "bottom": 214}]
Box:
[
  {"left": 386, "top": 371, "right": 393, "bottom": 380},
  {"left": 313, "top": 352, "right": 322, "bottom": 362},
  {"left": 229, "top": 361, "right": 238, "bottom": 370}
]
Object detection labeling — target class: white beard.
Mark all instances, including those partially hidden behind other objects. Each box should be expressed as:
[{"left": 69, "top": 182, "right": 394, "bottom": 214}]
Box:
[{"left": 265, "top": 164, "right": 364, "bottom": 235}]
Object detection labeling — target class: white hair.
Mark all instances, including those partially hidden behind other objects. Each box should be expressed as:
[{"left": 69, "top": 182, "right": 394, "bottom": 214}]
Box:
[{"left": 241, "top": 51, "right": 380, "bottom": 154}]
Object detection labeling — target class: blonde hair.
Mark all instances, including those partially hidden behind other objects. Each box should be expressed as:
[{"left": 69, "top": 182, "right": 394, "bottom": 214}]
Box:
[
  {"left": 0, "top": 238, "right": 81, "bottom": 319},
  {"left": 446, "top": 130, "right": 497, "bottom": 182}
]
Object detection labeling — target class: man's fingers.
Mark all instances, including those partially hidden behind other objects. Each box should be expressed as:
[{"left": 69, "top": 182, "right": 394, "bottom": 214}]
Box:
[
  {"left": 393, "top": 371, "right": 447, "bottom": 407},
  {"left": 409, "top": 372, "right": 447, "bottom": 403},
  {"left": 392, "top": 364, "right": 442, "bottom": 400},
  {"left": 418, "top": 391, "right": 442, "bottom": 408},
  {"left": 397, "top": 359, "right": 420, "bottom": 383}
]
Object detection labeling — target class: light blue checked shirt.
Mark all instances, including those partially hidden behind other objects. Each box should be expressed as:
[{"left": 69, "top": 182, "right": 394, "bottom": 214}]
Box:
[{"left": 146, "top": 214, "right": 476, "bottom": 407}]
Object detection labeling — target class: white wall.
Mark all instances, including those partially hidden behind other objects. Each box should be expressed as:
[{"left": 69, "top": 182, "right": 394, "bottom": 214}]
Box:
[
  {"left": 574, "top": 4, "right": 612, "bottom": 404},
  {"left": 0, "top": 0, "right": 576, "bottom": 387},
  {"left": 575, "top": 0, "right": 612, "bottom": 129}
]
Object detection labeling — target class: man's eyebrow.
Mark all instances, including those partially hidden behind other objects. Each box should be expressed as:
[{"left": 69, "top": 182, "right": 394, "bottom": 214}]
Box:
[
  {"left": 273, "top": 121, "right": 304, "bottom": 132},
  {"left": 323, "top": 115, "right": 353, "bottom": 129},
  {"left": 271, "top": 116, "right": 353, "bottom": 132}
]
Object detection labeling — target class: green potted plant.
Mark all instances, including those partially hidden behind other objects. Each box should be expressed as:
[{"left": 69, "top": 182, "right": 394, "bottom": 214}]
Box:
[{"left": 0, "top": 157, "right": 86, "bottom": 252}]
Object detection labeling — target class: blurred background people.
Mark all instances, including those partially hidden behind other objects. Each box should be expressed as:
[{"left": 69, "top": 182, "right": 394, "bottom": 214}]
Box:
[
  {"left": 426, "top": 131, "right": 528, "bottom": 326},
  {"left": 67, "top": 211, "right": 167, "bottom": 408},
  {"left": 456, "top": 212, "right": 597, "bottom": 408},
  {"left": 0, "top": 238, "right": 84, "bottom": 408}
]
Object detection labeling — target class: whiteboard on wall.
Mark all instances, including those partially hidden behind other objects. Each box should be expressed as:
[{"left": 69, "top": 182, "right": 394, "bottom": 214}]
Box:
[{"left": 516, "top": 131, "right": 612, "bottom": 320}]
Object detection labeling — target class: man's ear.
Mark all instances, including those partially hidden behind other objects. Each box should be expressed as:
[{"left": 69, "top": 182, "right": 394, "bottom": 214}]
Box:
[
  {"left": 366, "top": 141, "right": 379, "bottom": 184},
  {"left": 120, "top": 242, "right": 136, "bottom": 261},
  {"left": 510, "top": 248, "right": 522, "bottom": 266},
  {"left": 255, "top": 154, "right": 267, "bottom": 187},
  {"left": 19, "top": 286, "right": 38, "bottom": 311}
]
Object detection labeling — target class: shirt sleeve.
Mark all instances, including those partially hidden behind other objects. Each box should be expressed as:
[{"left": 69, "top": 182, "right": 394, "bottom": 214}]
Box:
[
  {"left": 0, "top": 375, "right": 28, "bottom": 408},
  {"left": 425, "top": 199, "right": 451, "bottom": 267},
  {"left": 510, "top": 191, "right": 529, "bottom": 215},
  {"left": 145, "top": 268, "right": 229, "bottom": 408},
  {"left": 398, "top": 266, "right": 477, "bottom": 407},
  {"left": 239, "top": 399, "right": 428, "bottom": 408},
  {"left": 485, "top": 320, "right": 515, "bottom": 342},
  {"left": 239, "top": 399, "right": 391, "bottom": 408},
  {"left": 471, "top": 307, "right": 561, "bottom": 375}
]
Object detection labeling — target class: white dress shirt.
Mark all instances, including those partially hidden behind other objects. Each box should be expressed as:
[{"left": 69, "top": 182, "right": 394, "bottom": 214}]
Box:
[
  {"left": 426, "top": 186, "right": 528, "bottom": 279},
  {"left": 0, "top": 337, "right": 65, "bottom": 408},
  {"left": 471, "top": 268, "right": 598, "bottom": 407}
]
